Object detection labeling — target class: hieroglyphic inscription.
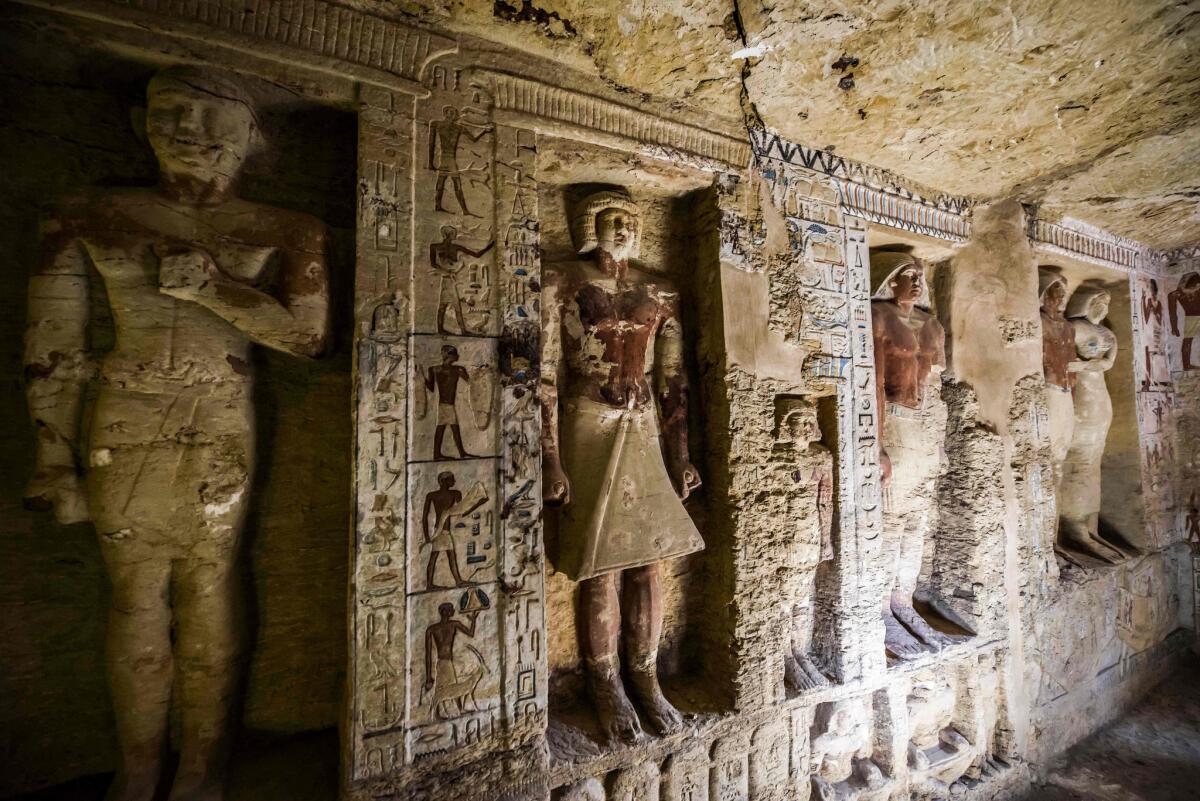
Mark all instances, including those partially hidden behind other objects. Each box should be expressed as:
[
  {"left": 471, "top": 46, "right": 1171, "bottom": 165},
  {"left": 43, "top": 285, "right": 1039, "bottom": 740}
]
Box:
[{"left": 351, "top": 87, "right": 415, "bottom": 781}]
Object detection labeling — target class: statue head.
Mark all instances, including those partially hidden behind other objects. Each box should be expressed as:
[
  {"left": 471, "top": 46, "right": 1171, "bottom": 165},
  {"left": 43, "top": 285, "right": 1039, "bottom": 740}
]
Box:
[
  {"left": 441, "top": 344, "right": 459, "bottom": 364},
  {"left": 1038, "top": 268, "right": 1068, "bottom": 315},
  {"left": 572, "top": 189, "right": 641, "bottom": 262},
  {"left": 441, "top": 225, "right": 458, "bottom": 241},
  {"left": 1180, "top": 271, "right": 1200, "bottom": 293},
  {"left": 437, "top": 471, "right": 456, "bottom": 489},
  {"left": 871, "top": 252, "right": 930, "bottom": 309},
  {"left": 438, "top": 602, "right": 455, "bottom": 620},
  {"left": 1066, "top": 285, "right": 1111, "bottom": 325},
  {"left": 146, "top": 66, "right": 258, "bottom": 196},
  {"left": 777, "top": 398, "right": 819, "bottom": 445}
]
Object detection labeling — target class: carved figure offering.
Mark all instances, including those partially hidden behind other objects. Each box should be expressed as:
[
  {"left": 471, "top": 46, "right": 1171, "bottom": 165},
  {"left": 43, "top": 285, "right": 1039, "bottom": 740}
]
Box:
[
  {"left": 906, "top": 674, "right": 975, "bottom": 795},
  {"left": 541, "top": 188, "right": 703, "bottom": 743},
  {"left": 418, "top": 344, "right": 495, "bottom": 459},
  {"left": 421, "top": 471, "right": 491, "bottom": 589},
  {"left": 1169, "top": 271, "right": 1200, "bottom": 371},
  {"left": 809, "top": 699, "right": 890, "bottom": 801},
  {"left": 1059, "top": 286, "right": 1127, "bottom": 563},
  {"left": 422, "top": 601, "right": 484, "bottom": 720},
  {"left": 429, "top": 225, "right": 495, "bottom": 335},
  {"left": 870, "top": 253, "right": 950, "bottom": 660},
  {"left": 22, "top": 67, "right": 330, "bottom": 801},
  {"left": 429, "top": 106, "right": 492, "bottom": 216},
  {"left": 774, "top": 398, "right": 834, "bottom": 692}
]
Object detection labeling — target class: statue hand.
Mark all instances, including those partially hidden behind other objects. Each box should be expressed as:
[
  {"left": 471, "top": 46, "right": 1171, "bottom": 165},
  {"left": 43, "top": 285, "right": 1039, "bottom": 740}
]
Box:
[
  {"left": 156, "top": 245, "right": 220, "bottom": 300},
  {"left": 672, "top": 461, "right": 702, "bottom": 500},
  {"left": 24, "top": 464, "right": 89, "bottom": 525},
  {"left": 543, "top": 455, "right": 571, "bottom": 506}
]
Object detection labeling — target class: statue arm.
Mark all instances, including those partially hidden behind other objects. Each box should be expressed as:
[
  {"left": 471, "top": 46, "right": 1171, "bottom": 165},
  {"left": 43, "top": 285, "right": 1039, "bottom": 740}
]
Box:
[
  {"left": 159, "top": 220, "right": 331, "bottom": 358},
  {"left": 540, "top": 269, "right": 570, "bottom": 504},
  {"left": 655, "top": 294, "right": 701, "bottom": 499},
  {"left": 1094, "top": 333, "right": 1118, "bottom": 371},
  {"left": 1168, "top": 291, "right": 1180, "bottom": 337},
  {"left": 24, "top": 209, "right": 94, "bottom": 524}
]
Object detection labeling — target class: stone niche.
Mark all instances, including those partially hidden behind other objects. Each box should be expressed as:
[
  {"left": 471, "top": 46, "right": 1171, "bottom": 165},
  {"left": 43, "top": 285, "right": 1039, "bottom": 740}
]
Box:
[
  {"left": 0, "top": 11, "right": 354, "bottom": 796},
  {"left": 536, "top": 135, "right": 726, "bottom": 752},
  {"left": 1034, "top": 256, "right": 1143, "bottom": 556}
]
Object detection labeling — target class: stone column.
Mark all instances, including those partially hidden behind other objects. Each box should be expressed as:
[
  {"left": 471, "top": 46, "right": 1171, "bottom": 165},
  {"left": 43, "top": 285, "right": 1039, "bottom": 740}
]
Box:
[{"left": 345, "top": 71, "right": 548, "bottom": 800}]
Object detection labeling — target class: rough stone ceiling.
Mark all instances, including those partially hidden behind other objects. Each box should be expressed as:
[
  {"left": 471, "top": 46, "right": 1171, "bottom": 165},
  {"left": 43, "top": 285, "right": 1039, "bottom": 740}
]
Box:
[{"left": 383, "top": 0, "right": 1200, "bottom": 251}]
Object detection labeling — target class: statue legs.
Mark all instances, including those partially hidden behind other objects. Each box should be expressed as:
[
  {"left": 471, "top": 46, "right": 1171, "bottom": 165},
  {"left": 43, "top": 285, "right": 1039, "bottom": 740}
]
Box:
[
  {"left": 171, "top": 554, "right": 242, "bottom": 801},
  {"left": 621, "top": 564, "right": 683, "bottom": 735},
  {"left": 101, "top": 552, "right": 172, "bottom": 801},
  {"left": 91, "top": 415, "right": 250, "bottom": 801},
  {"left": 881, "top": 410, "right": 949, "bottom": 658},
  {"left": 784, "top": 565, "right": 829, "bottom": 692},
  {"left": 581, "top": 564, "right": 682, "bottom": 743},
  {"left": 99, "top": 530, "right": 243, "bottom": 801}
]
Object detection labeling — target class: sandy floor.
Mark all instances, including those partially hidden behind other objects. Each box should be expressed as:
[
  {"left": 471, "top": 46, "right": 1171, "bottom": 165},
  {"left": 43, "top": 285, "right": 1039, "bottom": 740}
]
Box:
[{"left": 1022, "top": 659, "right": 1200, "bottom": 801}]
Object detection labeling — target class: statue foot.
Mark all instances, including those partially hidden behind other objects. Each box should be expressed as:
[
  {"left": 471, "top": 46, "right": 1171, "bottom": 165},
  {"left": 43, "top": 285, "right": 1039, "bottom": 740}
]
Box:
[
  {"left": 884, "top": 610, "right": 927, "bottom": 660},
  {"left": 627, "top": 653, "right": 683, "bottom": 736},
  {"left": 908, "top": 741, "right": 931, "bottom": 772},
  {"left": 811, "top": 776, "right": 836, "bottom": 801},
  {"left": 586, "top": 659, "right": 643, "bottom": 745},
  {"left": 893, "top": 602, "right": 951, "bottom": 650},
  {"left": 855, "top": 757, "right": 887, "bottom": 790},
  {"left": 1060, "top": 531, "right": 1123, "bottom": 564},
  {"left": 1092, "top": 533, "right": 1130, "bottom": 562},
  {"left": 784, "top": 652, "right": 829, "bottom": 692}
]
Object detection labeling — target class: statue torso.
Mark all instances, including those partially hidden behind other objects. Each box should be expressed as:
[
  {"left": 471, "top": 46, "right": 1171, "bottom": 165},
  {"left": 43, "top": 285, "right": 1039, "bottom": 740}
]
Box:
[
  {"left": 872, "top": 300, "right": 945, "bottom": 409},
  {"left": 551, "top": 261, "right": 676, "bottom": 408},
  {"left": 1041, "top": 308, "right": 1076, "bottom": 390},
  {"left": 58, "top": 189, "right": 319, "bottom": 391}
]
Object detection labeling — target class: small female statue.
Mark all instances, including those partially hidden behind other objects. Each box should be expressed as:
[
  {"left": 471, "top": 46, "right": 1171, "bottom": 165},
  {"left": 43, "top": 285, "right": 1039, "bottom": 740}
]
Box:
[{"left": 1059, "top": 285, "right": 1125, "bottom": 562}]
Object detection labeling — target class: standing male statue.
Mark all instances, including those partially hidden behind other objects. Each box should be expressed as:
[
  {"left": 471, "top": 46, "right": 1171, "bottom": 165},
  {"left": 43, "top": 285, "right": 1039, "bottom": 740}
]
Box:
[
  {"left": 1039, "top": 270, "right": 1077, "bottom": 533},
  {"left": 540, "top": 188, "right": 703, "bottom": 743},
  {"left": 773, "top": 398, "right": 834, "bottom": 691},
  {"left": 870, "top": 253, "right": 950, "bottom": 660},
  {"left": 23, "top": 66, "right": 330, "bottom": 801}
]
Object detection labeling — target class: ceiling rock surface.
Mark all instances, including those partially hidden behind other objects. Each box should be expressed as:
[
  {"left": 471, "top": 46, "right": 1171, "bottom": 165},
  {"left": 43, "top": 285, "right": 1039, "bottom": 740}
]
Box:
[{"left": 375, "top": 0, "right": 1199, "bottom": 249}]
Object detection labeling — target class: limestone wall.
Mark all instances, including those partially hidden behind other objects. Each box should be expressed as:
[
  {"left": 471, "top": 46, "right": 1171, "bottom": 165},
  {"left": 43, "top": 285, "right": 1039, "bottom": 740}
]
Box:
[{"left": 0, "top": 2, "right": 1195, "bottom": 800}]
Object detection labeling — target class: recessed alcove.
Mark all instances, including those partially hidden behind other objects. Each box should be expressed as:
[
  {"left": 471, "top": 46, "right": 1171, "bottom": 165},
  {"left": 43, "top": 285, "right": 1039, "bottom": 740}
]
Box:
[
  {"left": 535, "top": 135, "right": 728, "bottom": 759},
  {"left": 0, "top": 16, "right": 353, "bottom": 795}
]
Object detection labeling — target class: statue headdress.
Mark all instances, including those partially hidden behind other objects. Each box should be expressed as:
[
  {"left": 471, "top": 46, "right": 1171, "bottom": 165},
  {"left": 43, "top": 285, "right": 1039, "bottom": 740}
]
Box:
[
  {"left": 1038, "top": 267, "right": 1068, "bottom": 309},
  {"left": 1066, "top": 284, "right": 1111, "bottom": 323},
  {"left": 571, "top": 189, "right": 640, "bottom": 256},
  {"left": 148, "top": 65, "right": 260, "bottom": 129},
  {"left": 871, "top": 252, "right": 931, "bottom": 309}
]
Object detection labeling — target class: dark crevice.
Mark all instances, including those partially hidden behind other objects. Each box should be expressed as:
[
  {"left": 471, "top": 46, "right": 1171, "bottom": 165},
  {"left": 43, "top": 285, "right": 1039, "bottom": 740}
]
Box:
[{"left": 730, "top": 0, "right": 765, "bottom": 134}]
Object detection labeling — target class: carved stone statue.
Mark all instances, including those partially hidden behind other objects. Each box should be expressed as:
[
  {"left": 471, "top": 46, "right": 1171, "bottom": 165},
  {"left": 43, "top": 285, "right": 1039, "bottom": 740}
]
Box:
[
  {"left": 870, "top": 253, "right": 950, "bottom": 660},
  {"left": 1039, "top": 269, "right": 1075, "bottom": 473},
  {"left": 773, "top": 398, "right": 834, "bottom": 692},
  {"left": 1039, "top": 269, "right": 1091, "bottom": 566},
  {"left": 1060, "top": 286, "right": 1127, "bottom": 563},
  {"left": 540, "top": 188, "right": 703, "bottom": 743},
  {"left": 906, "top": 675, "right": 975, "bottom": 795},
  {"left": 23, "top": 67, "right": 330, "bottom": 801},
  {"left": 810, "top": 699, "right": 890, "bottom": 801}
]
